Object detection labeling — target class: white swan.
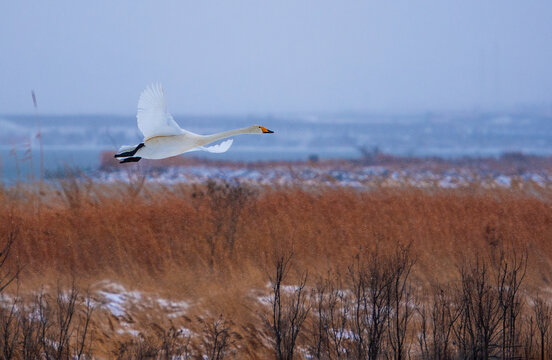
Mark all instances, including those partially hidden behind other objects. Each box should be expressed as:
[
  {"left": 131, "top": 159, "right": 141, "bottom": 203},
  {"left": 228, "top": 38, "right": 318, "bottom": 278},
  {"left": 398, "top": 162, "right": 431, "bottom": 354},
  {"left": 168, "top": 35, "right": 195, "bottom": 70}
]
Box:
[{"left": 115, "top": 83, "right": 274, "bottom": 163}]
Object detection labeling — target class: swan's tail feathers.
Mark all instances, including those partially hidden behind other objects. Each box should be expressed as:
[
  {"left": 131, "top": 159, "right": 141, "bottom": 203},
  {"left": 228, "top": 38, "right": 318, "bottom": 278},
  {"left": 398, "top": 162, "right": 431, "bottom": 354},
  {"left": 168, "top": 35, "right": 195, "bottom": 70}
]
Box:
[
  {"left": 119, "top": 157, "right": 142, "bottom": 164},
  {"left": 200, "top": 139, "right": 234, "bottom": 153},
  {"left": 114, "top": 143, "right": 145, "bottom": 158}
]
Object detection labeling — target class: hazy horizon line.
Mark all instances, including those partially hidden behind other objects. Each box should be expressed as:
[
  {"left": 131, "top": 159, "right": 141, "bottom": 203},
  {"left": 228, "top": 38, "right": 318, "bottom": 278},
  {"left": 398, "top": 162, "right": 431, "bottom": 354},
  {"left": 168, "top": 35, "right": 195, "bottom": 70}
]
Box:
[{"left": 2, "top": 103, "right": 551, "bottom": 119}]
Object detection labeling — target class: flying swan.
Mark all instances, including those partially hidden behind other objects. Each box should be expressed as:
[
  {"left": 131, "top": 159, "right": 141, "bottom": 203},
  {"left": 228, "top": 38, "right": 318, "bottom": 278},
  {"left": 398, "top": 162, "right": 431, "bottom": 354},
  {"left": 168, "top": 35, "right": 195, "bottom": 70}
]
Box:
[{"left": 115, "top": 83, "right": 274, "bottom": 163}]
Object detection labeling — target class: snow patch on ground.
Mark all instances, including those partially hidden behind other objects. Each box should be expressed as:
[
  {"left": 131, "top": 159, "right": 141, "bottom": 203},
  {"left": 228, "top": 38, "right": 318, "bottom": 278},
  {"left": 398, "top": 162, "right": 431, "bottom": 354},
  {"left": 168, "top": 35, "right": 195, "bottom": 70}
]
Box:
[
  {"left": 96, "top": 282, "right": 144, "bottom": 318},
  {"left": 94, "top": 281, "right": 191, "bottom": 337}
]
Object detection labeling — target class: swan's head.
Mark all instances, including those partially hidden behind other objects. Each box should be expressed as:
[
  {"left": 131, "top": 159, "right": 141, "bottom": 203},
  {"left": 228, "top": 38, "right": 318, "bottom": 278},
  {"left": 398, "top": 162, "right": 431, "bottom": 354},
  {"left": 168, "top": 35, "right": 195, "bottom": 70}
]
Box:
[{"left": 250, "top": 125, "right": 274, "bottom": 134}]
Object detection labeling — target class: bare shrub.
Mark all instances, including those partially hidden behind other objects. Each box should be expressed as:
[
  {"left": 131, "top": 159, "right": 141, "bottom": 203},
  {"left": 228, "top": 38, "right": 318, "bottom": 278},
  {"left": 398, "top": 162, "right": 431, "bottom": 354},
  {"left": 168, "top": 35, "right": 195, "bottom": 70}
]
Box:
[
  {"left": 73, "top": 292, "right": 94, "bottom": 359},
  {"left": 324, "top": 277, "right": 353, "bottom": 359},
  {"left": 20, "top": 300, "right": 42, "bottom": 359},
  {"left": 200, "top": 315, "right": 235, "bottom": 360},
  {"left": 308, "top": 273, "right": 353, "bottom": 359},
  {"left": 496, "top": 250, "right": 528, "bottom": 359},
  {"left": 454, "top": 257, "right": 502, "bottom": 360},
  {"left": 268, "top": 253, "right": 310, "bottom": 360},
  {"left": 51, "top": 284, "right": 79, "bottom": 359},
  {"left": 159, "top": 326, "right": 192, "bottom": 360},
  {"left": 38, "top": 284, "right": 95, "bottom": 360},
  {"left": 417, "top": 284, "right": 461, "bottom": 360},
  {"left": 0, "top": 297, "right": 22, "bottom": 360},
  {"left": 521, "top": 314, "right": 536, "bottom": 360},
  {"left": 0, "top": 283, "right": 95, "bottom": 360},
  {"left": 0, "top": 221, "right": 21, "bottom": 293},
  {"left": 386, "top": 244, "right": 415, "bottom": 360},
  {"left": 0, "top": 222, "right": 22, "bottom": 360},
  {"left": 308, "top": 278, "right": 333, "bottom": 360},
  {"left": 349, "top": 251, "right": 398, "bottom": 359},
  {"left": 308, "top": 279, "right": 327, "bottom": 359},
  {"left": 115, "top": 326, "right": 192, "bottom": 360},
  {"left": 534, "top": 295, "right": 552, "bottom": 360},
  {"left": 305, "top": 246, "right": 415, "bottom": 360}
]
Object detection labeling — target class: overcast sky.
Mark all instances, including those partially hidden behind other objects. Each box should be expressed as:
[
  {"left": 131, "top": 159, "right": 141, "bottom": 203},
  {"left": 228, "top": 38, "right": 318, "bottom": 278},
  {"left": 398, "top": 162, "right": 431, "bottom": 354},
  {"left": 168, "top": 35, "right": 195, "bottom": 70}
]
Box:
[{"left": 1, "top": 1, "right": 551, "bottom": 115}]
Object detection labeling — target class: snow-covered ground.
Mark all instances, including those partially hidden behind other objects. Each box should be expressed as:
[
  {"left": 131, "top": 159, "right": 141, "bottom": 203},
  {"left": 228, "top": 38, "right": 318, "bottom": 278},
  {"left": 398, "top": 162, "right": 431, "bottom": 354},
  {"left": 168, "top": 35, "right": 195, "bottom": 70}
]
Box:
[{"left": 93, "top": 162, "right": 552, "bottom": 189}]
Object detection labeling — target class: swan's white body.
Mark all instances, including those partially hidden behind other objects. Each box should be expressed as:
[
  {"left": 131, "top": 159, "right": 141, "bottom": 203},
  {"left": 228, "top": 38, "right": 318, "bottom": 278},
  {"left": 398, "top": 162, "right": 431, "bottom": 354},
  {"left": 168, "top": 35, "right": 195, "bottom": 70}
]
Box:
[
  {"left": 115, "top": 83, "right": 273, "bottom": 162},
  {"left": 137, "top": 129, "right": 242, "bottom": 160}
]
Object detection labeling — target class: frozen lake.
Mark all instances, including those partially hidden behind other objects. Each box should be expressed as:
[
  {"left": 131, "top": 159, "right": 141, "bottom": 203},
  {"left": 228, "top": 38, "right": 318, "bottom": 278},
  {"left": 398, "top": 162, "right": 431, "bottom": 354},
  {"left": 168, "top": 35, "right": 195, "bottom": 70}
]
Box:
[{"left": 1, "top": 110, "right": 551, "bottom": 182}]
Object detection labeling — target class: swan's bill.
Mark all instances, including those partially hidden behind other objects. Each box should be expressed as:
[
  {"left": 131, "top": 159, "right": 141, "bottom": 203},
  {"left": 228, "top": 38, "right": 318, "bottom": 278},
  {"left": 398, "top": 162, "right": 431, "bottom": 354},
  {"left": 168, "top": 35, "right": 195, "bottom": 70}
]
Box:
[{"left": 260, "top": 126, "right": 274, "bottom": 134}]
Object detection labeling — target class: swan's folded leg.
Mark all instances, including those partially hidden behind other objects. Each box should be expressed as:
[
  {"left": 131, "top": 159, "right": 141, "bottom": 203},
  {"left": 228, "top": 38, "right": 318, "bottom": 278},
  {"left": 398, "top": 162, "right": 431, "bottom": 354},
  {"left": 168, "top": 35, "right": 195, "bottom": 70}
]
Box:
[
  {"left": 119, "top": 157, "right": 142, "bottom": 163},
  {"left": 114, "top": 143, "right": 145, "bottom": 158}
]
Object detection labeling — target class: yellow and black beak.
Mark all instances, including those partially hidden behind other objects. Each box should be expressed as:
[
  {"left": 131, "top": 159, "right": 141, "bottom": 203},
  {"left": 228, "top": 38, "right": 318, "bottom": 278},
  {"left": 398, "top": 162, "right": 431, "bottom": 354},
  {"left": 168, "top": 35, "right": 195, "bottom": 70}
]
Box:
[{"left": 260, "top": 126, "right": 274, "bottom": 134}]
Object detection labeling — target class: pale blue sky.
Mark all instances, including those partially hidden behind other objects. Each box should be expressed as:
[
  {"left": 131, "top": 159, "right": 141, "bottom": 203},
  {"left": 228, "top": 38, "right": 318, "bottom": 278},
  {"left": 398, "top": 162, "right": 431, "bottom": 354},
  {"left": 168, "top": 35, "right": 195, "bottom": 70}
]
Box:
[{"left": 1, "top": 1, "right": 551, "bottom": 115}]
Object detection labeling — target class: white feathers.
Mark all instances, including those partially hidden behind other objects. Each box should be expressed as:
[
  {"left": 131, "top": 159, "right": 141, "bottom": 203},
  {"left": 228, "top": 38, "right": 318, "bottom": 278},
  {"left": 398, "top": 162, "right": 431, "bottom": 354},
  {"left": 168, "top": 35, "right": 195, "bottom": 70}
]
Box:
[
  {"left": 186, "top": 139, "right": 234, "bottom": 153},
  {"left": 136, "top": 83, "right": 184, "bottom": 140},
  {"left": 201, "top": 139, "right": 233, "bottom": 153}
]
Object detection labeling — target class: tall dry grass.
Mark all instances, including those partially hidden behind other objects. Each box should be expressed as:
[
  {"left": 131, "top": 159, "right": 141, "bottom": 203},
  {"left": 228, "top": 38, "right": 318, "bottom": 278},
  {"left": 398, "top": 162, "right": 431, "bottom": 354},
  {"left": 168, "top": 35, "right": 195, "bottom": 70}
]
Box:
[
  {"left": 2, "top": 180, "right": 550, "bottom": 284},
  {"left": 0, "top": 179, "right": 551, "bottom": 358}
]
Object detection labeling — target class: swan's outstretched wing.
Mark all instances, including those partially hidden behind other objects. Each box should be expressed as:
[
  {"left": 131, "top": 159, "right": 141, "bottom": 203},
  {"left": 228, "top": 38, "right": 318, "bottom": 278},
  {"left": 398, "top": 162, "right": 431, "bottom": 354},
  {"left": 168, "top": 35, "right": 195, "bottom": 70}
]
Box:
[
  {"left": 136, "top": 83, "right": 184, "bottom": 140},
  {"left": 185, "top": 139, "right": 234, "bottom": 153}
]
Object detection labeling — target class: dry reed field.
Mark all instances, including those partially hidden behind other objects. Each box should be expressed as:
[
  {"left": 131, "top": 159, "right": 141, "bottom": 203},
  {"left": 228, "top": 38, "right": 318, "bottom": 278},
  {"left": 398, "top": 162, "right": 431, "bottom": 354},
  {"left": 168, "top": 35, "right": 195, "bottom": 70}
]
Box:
[{"left": 0, "top": 177, "right": 551, "bottom": 359}]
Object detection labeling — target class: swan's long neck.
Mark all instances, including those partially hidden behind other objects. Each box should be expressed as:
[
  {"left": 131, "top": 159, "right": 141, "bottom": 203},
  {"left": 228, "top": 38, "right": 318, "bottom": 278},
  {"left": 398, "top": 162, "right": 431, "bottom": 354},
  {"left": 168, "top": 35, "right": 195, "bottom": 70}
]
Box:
[{"left": 202, "top": 127, "right": 251, "bottom": 145}]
